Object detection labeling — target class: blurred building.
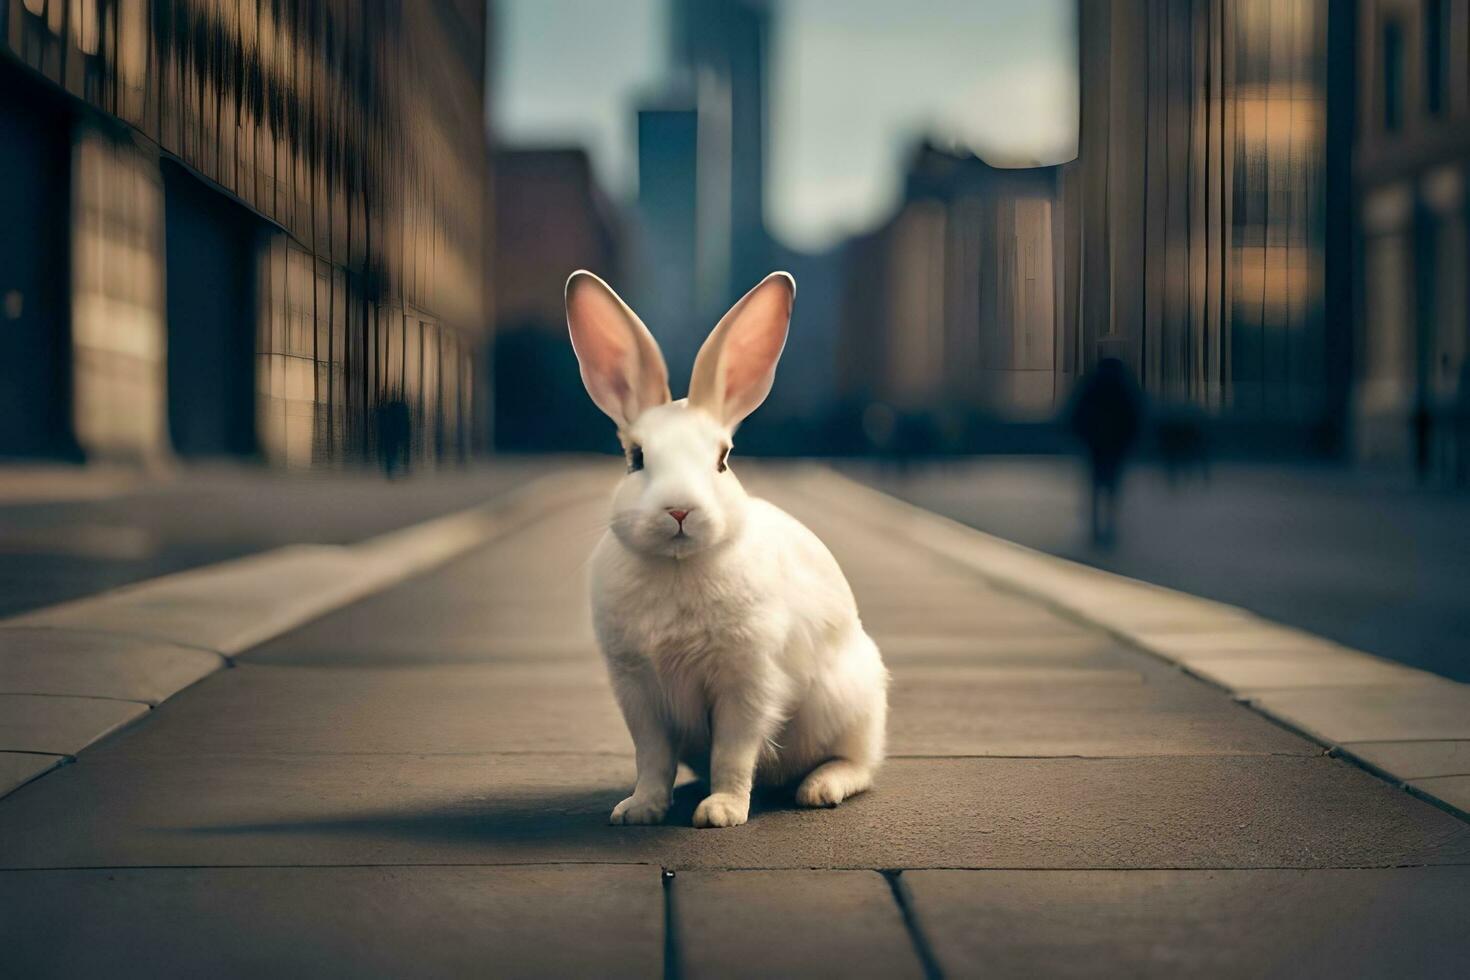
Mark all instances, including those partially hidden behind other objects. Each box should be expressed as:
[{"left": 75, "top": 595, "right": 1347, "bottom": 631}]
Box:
[
  {"left": 632, "top": 0, "right": 772, "bottom": 374},
  {"left": 674, "top": 0, "right": 770, "bottom": 309},
  {"left": 634, "top": 99, "right": 703, "bottom": 372},
  {"left": 1061, "top": 0, "right": 1351, "bottom": 449},
  {"left": 490, "top": 147, "right": 623, "bottom": 451},
  {"left": 838, "top": 144, "right": 1066, "bottom": 428},
  {"left": 0, "top": 0, "right": 490, "bottom": 467},
  {"left": 1354, "top": 0, "right": 1470, "bottom": 478},
  {"left": 492, "top": 149, "right": 621, "bottom": 333}
]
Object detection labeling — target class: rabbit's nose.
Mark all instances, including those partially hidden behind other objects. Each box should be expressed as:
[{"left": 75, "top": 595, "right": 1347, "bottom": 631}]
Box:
[{"left": 666, "top": 508, "right": 691, "bottom": 525}]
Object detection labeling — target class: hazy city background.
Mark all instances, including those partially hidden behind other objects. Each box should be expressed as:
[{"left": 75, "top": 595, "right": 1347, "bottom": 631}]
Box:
[{"left": 2, "top": 0, "right": 1469, "bottom": 681}]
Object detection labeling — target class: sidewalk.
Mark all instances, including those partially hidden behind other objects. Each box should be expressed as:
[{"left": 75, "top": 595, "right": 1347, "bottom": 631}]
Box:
[
  {"left": 0, "top": 461, "right": 548, "bottom": 619},
  {"left": 842, "top": 456, "right": 1470, "bottom": 682},
  {"left": 1, "top": 463, "right": 1467, "bottom": 978}
]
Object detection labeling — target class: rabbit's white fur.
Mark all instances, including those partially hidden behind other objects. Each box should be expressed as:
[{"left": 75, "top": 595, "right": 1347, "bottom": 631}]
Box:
[{"left": 566, "top": 269, "right": 888, "bottom": 829}]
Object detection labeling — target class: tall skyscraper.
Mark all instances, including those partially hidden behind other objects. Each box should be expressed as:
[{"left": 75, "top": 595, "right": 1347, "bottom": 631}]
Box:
[{"left": 633, "top": 0, "right": 772, "bottom": 376}]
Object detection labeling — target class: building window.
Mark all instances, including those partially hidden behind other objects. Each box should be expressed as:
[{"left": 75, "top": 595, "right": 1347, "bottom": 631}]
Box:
[
  {"left": 1383, "top": 19, "right": 1405, "bottom": 130},
  {"left": 1424, "top": 0, "right": 1446, "bottom": 114}
]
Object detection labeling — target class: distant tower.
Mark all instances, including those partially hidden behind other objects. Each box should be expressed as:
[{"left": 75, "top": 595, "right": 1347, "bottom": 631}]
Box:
[
  {"left": 672, "top": 0, "right": 771, "bottom": 311},
  {"left": 634, "top": 0, "right": 771, "bottom": 368},
  {"left": 635, "top": 100, "right": 702, "bottom": 371}
]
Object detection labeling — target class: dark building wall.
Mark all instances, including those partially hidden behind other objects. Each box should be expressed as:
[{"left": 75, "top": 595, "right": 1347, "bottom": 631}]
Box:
[
  {"left": 489, "top": 148, "right": 622, "bottom": 452},
  {"left": 492, "top": 149, "right": 620, "bottom": 331},
  {"left": 162, "top": 161, "right": 259, "bottom": 456},
  {"left": 836, "top": 145, "right": 1066, "bottom": 428},
  {"left": 1353, "top": 0, "right": 1469, "bottom": 476},
  {"left": 0, "top": 0, "right": 490, "bottom": 466},
  {"left": 1065, "top": 0, "right": 1343, "bottom": 440},
  {"left": 0, "top": 63, "right": 74, "bottom": 458}
]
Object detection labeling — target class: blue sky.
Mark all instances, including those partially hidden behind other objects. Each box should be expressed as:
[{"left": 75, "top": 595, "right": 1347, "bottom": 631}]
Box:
[{"left": 492, "top": 0, "right": 1077, "bottom": 251}]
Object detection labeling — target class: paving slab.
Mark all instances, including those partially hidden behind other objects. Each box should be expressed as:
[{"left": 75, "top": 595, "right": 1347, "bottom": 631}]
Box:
[
  {"left": 242, "top": 521, "right": 600, "bottom": 669},
  {"left": 801, "top": 468, "right": 1470, "bottom": 827},
  {"left": 862, "top": 603, "right": 1093, "bottom": 637},
  {"left": 106, "top": 662, "right": 629, "bottom": 757},
  {"left": 0, "top": 462, "right": 552, "bottom": 621},
  {"left": 903, "top": 867, "right": 1470, "bottom": 979},
  {"left": 1250, "top": 681, "right": 1470, "bottom": 743},
  {"left": 0, "top": 751, "right": 66, "bottom": 796},
  {"left": 675, "top": 870, "right": 922, "bottom": 979},
  {"left": 1184, "top": 649, "right": 1439, "bottom": 692},
  {"left": 889, "top": 670, "right": 1315, "bottom": 758},
  {"left": 8, "top": 545, "right": 383, "bottom": 655},
  {"left": 0, "top": 693, "right": 148, "bottom": 755},
  {"left": 0, "top": 627, "right": 223, "bottom": 703},
  {"left": 0, "top": 473, "right": 607, "bottom": 800},
  {"left": 1343, "top": 740, "right": 1470, "bottom": 779},
  {"left": 1132, "top": 628, "right": 1365, "bottom": 663},
  {"left": 877, "top": 633, "right": 1130, "bottom": 667},
  {"left": 2, "top": 752, "right": 1466, "bottom": 871},
  {"left": 1411, "top": 775, "right": 1470, "bottom": 814},
  {"left": 0, "top": 864, "right": 662, "bottom": 980}
]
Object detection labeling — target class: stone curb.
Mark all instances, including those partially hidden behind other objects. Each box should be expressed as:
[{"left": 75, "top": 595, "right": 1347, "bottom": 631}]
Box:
[
  {"left": 0, "top": 469, "right": 604, "bottom": 799},
  {"left": 799, "top": 466, "right": 1470, "bottom": 821}
]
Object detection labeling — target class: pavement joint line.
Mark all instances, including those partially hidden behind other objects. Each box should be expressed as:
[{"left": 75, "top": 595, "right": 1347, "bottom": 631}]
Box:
[
  {"left": 0, "top": 623, "right": 226, "bottom": 656},
  {"left": 0, "top": 469, "right": 607, "bottom": 801},
  {"left": 0, "top": 690, "right": 153, "bottom": 705},
  {"left": 0, "top": 861, "right": 669, "bottom": 872},
  {"left": 33, "top": 749, "right": 1315, "bottom": 761},
  {"left": 661, "top": 868, "right": 683, "bottom": 980},
  {"left": 881, "top": 870, "right": 946, "bottom": 980},
  {"left": 7, "top": 860, "right": 1470, "bottom": 873},
  {"left": 799, "top": 465, "right": 1470, "bottom": 824},
  {"left": 0, "top": 752, "right": 72, "bottom": 799}
]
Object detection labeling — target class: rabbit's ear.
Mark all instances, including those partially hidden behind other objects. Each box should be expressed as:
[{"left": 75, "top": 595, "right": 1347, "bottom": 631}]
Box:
[
  {"left": 688, "top": 272, "right": 794, "bottom": 428},
  {"left": 565, "top": 271, "right": 670, "bottom": 429}
]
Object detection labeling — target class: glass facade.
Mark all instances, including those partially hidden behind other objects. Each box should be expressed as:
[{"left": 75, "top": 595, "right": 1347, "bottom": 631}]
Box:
[{"left": 71, "top": 126, "right": 168, "bottom": 462}]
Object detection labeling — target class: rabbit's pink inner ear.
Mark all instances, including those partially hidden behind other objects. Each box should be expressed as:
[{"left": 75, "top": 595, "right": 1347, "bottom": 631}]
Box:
[
  {"left": 565, "top": 272, "right": 670, "bottom": 428},
  {"left": 690, "top": 273, "right": 793, "bottom": 428}
]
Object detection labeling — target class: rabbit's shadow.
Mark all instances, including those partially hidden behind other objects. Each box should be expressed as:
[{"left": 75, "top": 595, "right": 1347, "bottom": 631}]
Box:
[{"left": 173, "top": 779, "right": 808, "bottom": 849}]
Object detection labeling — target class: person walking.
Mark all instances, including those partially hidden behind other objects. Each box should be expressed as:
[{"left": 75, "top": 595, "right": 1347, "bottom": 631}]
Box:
[{"left": 1067, "top": 357, "right": 1144, "bottom": 547}]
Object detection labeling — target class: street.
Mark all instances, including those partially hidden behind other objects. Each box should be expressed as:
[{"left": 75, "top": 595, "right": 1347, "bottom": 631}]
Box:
[
  {"left": 844, "top": 457, "right": 1470, "bottom": 683},
  {"left": 1, "top": 461, "right": 1468, "bottom": 977},
  {"left": 0, "top": 462, "right": 547, "bottom": 619}
]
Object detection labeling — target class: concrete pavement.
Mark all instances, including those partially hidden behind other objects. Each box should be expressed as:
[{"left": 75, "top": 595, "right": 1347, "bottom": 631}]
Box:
[
  {"left": 842, "top": 457, "right": 1470, "bottom": 683},
  {"left": 1, "top": 463, "right": 1468, "bottom": 978},
  {"left": 0, "top": 461, "right": 547, "bottom": 618},
  {"left": 0, "top": 469, "right": 601, "bottom": 797}
]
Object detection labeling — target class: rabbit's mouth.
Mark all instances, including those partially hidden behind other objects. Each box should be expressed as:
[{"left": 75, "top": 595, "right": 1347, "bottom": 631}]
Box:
[{"left": 609, "top": 507, "right": 727, "bottom": 559}]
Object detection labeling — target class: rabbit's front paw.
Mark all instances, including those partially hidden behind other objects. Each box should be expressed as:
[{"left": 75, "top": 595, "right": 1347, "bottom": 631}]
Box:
[
  {"left": 692, "top": 792, "right": 749, "bottom": 828},
  {"left": 610, "top": 794, "right": 668, "bottom": 826}
]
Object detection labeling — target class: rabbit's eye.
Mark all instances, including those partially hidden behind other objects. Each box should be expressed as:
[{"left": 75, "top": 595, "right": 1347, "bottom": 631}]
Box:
[
  {"left": 627, "top": 445, "right": 644, "bottom": 473},
  {"left": 716, "top": 444, "right": 730, "bottom": 473}
]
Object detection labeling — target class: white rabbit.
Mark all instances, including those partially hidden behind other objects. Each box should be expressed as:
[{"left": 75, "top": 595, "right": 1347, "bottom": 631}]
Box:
[{"left": 565, "top": 268, "right": 888, "bottom": 829}]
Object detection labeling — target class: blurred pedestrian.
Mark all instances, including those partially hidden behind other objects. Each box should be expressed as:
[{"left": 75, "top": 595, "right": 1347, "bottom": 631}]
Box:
[
  {"left": 375, "top": 392, "right": 413, "bottom": 478},
  {"left": 1067, "top": 357, "right": 1143, "bottom": 547}
]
